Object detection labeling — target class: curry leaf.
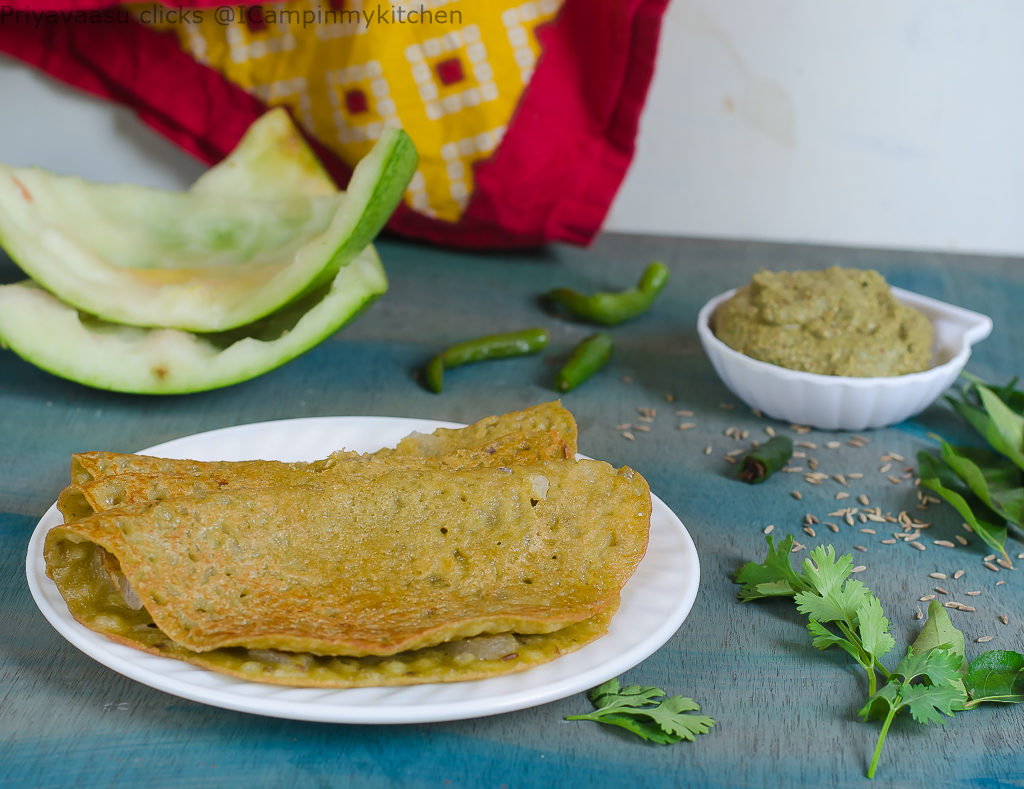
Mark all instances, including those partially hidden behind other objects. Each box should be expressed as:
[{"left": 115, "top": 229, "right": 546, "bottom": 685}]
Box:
[
  {"left": 917, "top": 451, "right": 1008, "bottom": 559},
  {"left": 974, "top": 384, "right": 1024, "bottom": 471},
  {"left": 963, "top": 650, "right": 1024, "bottom": 707},
  {"left": 934, "top": 437, "right": 1024, "bottom": 528}
]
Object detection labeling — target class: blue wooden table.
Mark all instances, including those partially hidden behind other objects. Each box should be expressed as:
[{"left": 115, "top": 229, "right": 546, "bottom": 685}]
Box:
[{"left": 2, "top": 234, "right": 1022, "bottom": 788}]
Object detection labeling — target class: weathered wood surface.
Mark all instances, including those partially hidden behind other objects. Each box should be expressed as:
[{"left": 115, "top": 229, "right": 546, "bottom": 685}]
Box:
[{"left": 2, "top": 234, "right": 1023, "bottom": 788}]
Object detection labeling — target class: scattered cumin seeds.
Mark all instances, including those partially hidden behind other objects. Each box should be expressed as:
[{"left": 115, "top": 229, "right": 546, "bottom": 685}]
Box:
[
  {"left": 726, "top": 448, "right": 745, "bottom": 457},
  {"left": 1018, "top": 552, "right": 1024, "bottom": 560},
  {"left": 880, "top": 463, "right": 892, "bottom": 474},
  {"left": 889, "top": 476, "right": 903, "bottom": 485},
  {"left": 997, "top": 580, "right": 1006, "bottom": 586},
  {"left": 724, "top": 427, "right": 736, "bottom": 437},
  {"left": 808, "top": 458, "right": 818, "bottom": 471},
  {"left": 791, "top": 542, "right": 806, "bottom": 553},
  {"left": 751, "top": 408, "right": 762, "bottom": 417},
  {"left": 853, "top": 435, "right": 870, "bottom": 443},
  {"left": 848, "top": 472, "right": 864, "bottom": 479},
  {"left": 764, "top": 524, "right": 775, "bottom": 535},
  {"left": 861, "top": 529, "right": 877, "bottom": 535},
  {"left": 930, "top": 572, "right": 947, "bottom": 580},
  {"left": 833, "top": 474, "right": 850, "bottom": 487},
  {"left": 849, "top": 439, "right": 865, "bottom": 448},
  {"left": 920, "top": 595, "right": 936, "bottom": 602},
  {"left": 765, "top": 426, "right": 776, "bottom": 437},
  {"left": 934, "top": 540, "right": 956, "bottom": 548},
  {"left": 792, "top": 490, "right": 803, "bottom": 500},
  {"left": 855, "top": 546, "right": 867, "bottom": 552},
  {"left": 637, "top": 407, "right": 656, "bottom": 418},
  {"left": 704, "top": 446, "right": 713, "bottom": 455},
  {"left": 953, "top": 570, "right": 965, "bottom": 580},
  {"left": 858, "top": 494, "right": 870, "bottom": 506},
  {"left": 665, "top": 394, "right": 675, "bottom": 402},
  {"left": 826, "top": 441, "right": 841, "bottom": 449},
  {"left": 984, "top": 562, "right": 1000, "bottom": 572},
  {"left": 794, "top": 441, "right": 817, "bottom": 449},
  {"left": 835, "top": 492, "right": 850, "bottom": 500},
  {"left": 615, "top": 423, "right": 631, "bottom": 430},
  {"left": 882, "top": 539, "right": 896, "bottom": 544},
  {"left": 889, "top": 452, "right": 905, "bottom": 461},
  {"left": 676, "top": 410, "right": 694, "bottom": 417},
  {"left": 845, "top": 513, "right": 856, "bottom": 527},
  {"left": 782, "top": 466, "right": 804, "bottom": 473},
  {"left": 859, "top": 514, "right": 868, "bottom": 524},
  {"left": 985, "top": 554, "right": 997, "bottom": 561},
  {"left": 678, "top": 423, "right": 696, "bottom": 430},
  {"left": 632, "top": 425, "right": 651, "bottom": 432},
  {"left": 719, "top": 403, "right": 735, "bottom": 410},
  {"left": 850, "top": 566, "right": 867, "bottom": 573},
  {"left": 977, "top": 636, "right": 994, "bottom": 643},
  {"left": 915, "top": 606, "right": 924, "bottom": 620},
  {"left": 966, "top": 591, "right": 981, "bottom": 596},
  {"left": 997, "top": 558, "right": 1013, "bottom": 569},
  {"left": 792, "top": 451, "right": 807, "bottom": 459},
  {"left": 956, "top": 535, "right": 969, "bottom": 546},
  {"left": 804, "top": 526, "right": 816, "bottom": 537},
  {"left": 963, "top": 522, "right": 974, "bottom": 533},
  {"left": 934, "top": 587, "right": 949, "bottom": 595},
  {"left": 1000, "top": 614, "right": 1009, "bottom": 626},
  {"left": 622, "top": 376, "right": 632, "bottom": 382},
  {"left": 910, "top": 541, "right": 926, "bottom": 551},
  {"left": 827, "top": 523, "right": 840, "bottom": 533},
  {"left": 622, "top": 431, "right": 635, "bottom": 441},
  {"left": 724, "top": 456, "right": 737, "bottom": 464}
]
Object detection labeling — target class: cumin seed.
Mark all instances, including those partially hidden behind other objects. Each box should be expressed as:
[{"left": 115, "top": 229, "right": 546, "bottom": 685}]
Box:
[
  {"left": 956, "top": 535, "right": 969, "bottom": 546},
  {"left": 827, "top": 523, "right": 840, "bottom": 533},
  {"left": 850, "top": 566, "right": 866, "bottom": 573},
  {"left": 880, "top": 463, "right": 892, "bottom": 473},
  {"left": 882, "top": 539, "right": 896, "bottom": 544},
  {"left": 861, "top": 529, "right": 877, "bottom": 535},
  {"left": 1000, "top": 614, "right": 1009, "bottom": 625},
  {"left": 953, "top": 570, "right": 964, "bottom": 579},
  {"left": 704, "top": 446, "right": 712, "bottom": 455},
  {"left": 765, "top": 426, "right": 776, "bottom": 437},
  {"left": 804, "top": 526, "right": 816, "bottom": 537},
  {"left": 910, "top": 541, "right": 926, "bottom": 551},
  {"left": 791, "top": 491, "right": 802, "bottom": 500},
  {"left": 675, "top": 410, "right": 694, "bottom": 417},
  {"left": 929, "top": 572, "right": 947, "bottom": 580},
  {"left": 934, "top": 587, "right": 949, "bottom": 595},
  {"left": 835, "top": 492, "right": 850, "bottom": 500},
  {"left": 966, "top": 591, "right": 981, "bottom": 596},
  {"left": 677, "top": 423, "right": 696, "bottom": 430},
  {"left": 920, "top": 595, "right": 936, "bottom": 602},
  {"left": 794, "top": 441, "right": 817, "bottom": 449},
  {"left": 858, "top": 494, "right": 870, "bottom": 506},
  {"left": 976, "top": 636, "right": 994, "bottom": 643},
  {"left": 622, "top": 432, "right": 635, "bottom": 441},
  {"left": 763, "top": 525, "right": 774, "bottom": 534},
  {"left": 848, "top": 473, "right": 864, "bottom": 479},
  {"left": 855, "top": 546, "right": 867, "bottom": 552},
  {"left": 934, "top": 540, "right": 956, "bottom": 548},
  {"left": 826, "top": 441, "right": 841, "bottom": 449},
  {"left": 984, "top": 562, "right": 1001, "bottom": 572}
]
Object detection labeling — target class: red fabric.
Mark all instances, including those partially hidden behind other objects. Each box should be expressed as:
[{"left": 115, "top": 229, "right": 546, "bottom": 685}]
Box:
[{"left": 0, "top": 0, "right": 669, "bottom": 248}]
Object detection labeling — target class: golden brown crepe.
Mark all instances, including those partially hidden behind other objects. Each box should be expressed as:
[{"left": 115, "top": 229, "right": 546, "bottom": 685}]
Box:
[
  {"left": 69, "top": 400, "right": 578, "bottom": 484},
  {"left": 47, "top": 460, "right": 649, "bottom": 655},
  {"left": 45, "top": 403, "right": 652, "bottom": 688}
]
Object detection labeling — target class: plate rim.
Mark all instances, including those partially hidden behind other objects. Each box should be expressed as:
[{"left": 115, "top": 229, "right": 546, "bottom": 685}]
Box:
[{"left": 26, "top": 415, "right": 700, "bottom": 724}]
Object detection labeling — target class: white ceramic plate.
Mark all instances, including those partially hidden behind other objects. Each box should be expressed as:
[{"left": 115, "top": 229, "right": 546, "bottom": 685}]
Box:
[{"left": 26, "top": 416, "right": 700, "bottom": 724}]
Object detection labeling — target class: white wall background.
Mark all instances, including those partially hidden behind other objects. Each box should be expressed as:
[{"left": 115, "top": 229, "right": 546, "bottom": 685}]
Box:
[
  {"left": 2, "top": 0, "right": 1023, "bottom": 256},
  {"left": 605, "top": 0, "right": 1024, "bottom": 256}
]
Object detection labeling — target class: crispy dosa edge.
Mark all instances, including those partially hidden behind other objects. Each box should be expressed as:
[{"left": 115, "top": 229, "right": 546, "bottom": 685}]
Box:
[
  {"left": 69, "top": 401, "right": 577, "bottom": 484},
  {"left": 46, "top": 461, "right": 651, "bottom": 657},
  {"left": 59, "top": 426, "right": 573, "bottom": 522}
]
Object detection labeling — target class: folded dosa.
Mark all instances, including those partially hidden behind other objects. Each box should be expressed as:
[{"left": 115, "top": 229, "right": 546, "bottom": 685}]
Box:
[
  {"left": 69, "top": 400, "right": 578, "bottom": 484},
  {"left": 46, "top": 460, "right": 650, "bottom": 660}
]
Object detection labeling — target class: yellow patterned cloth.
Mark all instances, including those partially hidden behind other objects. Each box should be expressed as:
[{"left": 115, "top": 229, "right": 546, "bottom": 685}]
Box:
[{"left": 143, "top": 0, "right": 564, "bottom": 222}]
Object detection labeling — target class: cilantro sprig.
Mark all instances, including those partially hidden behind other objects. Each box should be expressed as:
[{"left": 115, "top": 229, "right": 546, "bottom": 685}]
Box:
[
  {"left": 566, "top": 678, "right": 715, "bottom": 744},
  {"left": 736, "top": 535, "right": 1024, "bottom": 779}
]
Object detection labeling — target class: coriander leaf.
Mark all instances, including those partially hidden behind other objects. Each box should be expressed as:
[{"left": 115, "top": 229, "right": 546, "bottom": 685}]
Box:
[
  {"left": 917, "top": 450, "right": 1008, "bottom": 559},
  {"left": 794, "top": 546, "right": 868, "bottom": 624},
  {"left": 962, "top": 373, "right": 1024, "bottom": 414},
  {"left": 899, "top": 683, "right": 964, "bottom": 725},
  {"left": 644, "top": 696, "right": 716, "bottom": 742},
  {"left": 893, "top": 646, "right": 965, "bottom": 693},
  {"left": 734, "top": 534, "right": 810, "bottom": 601},
  {"left": 858, "top": 680, "right": 901, "bottom": 722},
  {"left": 586, "top": 713, "right": 678, "bottom": 744},
  {"left": 589, "top": 679, "right": 664, "bottom": 710},
  {"left": 911, "top": 600, "right": 965, "bottom": 666},
  {"left": 807, "top": 620, "right": 862, "bottom": 662},
  {"left": 856, "top": 595, "right": 896, "bottom": 661},
  {"left": 568, "top": 681, "right": 716, "bottom": 744},
  {"left": 963, "top": 650, "right": 1024, "bottom": 707}
]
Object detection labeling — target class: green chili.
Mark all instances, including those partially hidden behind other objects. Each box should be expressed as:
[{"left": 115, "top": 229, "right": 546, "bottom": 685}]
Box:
[
  {"left": 555, "top": 333, "right": 614, "bottom": 393},
  {"left": 738, "top": 435, "right": 794, "bottom": 484},
  {"left": 424, "top": 327, "right": 550, "bottom": 393},
  {"left": 546, "top": 262, "right": 670, "bottom": 326}
]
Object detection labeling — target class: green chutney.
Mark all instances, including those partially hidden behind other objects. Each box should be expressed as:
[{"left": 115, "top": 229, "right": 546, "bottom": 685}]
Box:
[{"left": 713, "top": 267, "right": 933, "bottom": 377}]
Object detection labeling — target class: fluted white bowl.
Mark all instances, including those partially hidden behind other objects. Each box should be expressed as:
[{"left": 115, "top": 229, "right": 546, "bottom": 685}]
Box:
[{"left": 697, "top": 286, "right": 993, "bottom": 431}]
